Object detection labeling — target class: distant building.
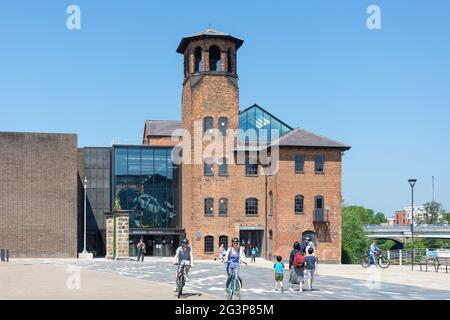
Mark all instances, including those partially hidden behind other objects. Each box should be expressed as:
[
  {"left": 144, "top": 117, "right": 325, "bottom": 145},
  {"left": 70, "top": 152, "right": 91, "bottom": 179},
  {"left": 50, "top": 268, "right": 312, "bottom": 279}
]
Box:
[
  {"left": 386, "top": 217, "right": 395, "bottom": 226},
  {"left": 393, "top": 205, "right": 441, "bottom": 225}
]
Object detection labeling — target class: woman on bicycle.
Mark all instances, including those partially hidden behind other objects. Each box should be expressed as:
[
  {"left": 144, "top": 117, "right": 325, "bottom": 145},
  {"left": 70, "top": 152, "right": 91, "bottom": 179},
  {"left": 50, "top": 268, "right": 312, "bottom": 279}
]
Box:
[
  {"left": 173, "top": 239, "right": 194, "bottom": 291},
  {"left": 224, "top": 237, "right": 247, "bottom": 289}
]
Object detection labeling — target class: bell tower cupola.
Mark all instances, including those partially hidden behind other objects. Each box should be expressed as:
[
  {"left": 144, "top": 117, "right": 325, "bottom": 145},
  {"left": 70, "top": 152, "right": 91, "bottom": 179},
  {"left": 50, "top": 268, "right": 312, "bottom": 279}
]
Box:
[{"left": 176, "top": 28, "right": 244, "bottom": 80}]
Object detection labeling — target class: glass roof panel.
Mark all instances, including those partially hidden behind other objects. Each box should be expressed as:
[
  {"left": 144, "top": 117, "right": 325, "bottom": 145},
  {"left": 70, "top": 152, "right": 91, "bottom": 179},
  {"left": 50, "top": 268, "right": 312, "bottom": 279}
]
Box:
[{"left": 238, "top": 105, "right": 292, "bottom": 141}]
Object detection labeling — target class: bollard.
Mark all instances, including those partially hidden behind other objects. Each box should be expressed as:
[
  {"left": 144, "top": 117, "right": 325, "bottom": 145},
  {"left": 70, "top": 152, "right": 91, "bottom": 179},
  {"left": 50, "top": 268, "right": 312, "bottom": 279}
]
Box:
[
  {"left": 6, "top": 249, "right": 9, "bottom": 262},
  {"left": 0, "top": 249, "right": 4, "bottom": 262},
  {"left": 399, "top": 249, "right": 402, "bottom": 266}
]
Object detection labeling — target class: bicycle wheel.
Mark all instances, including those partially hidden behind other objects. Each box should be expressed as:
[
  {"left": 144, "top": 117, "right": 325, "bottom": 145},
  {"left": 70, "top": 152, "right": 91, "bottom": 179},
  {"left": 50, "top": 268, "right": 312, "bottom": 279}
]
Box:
[
  {"left": 360, "top": 255, "right": 369, "bottom": 268},
  {"left": 226, "top": 276, "right": 234, "bottom": 300},
  {"left": 231, "top": 278, "right": 241, "bottom": 300},
  {"left": 177, "top": 274, "right": 184, "bottom": 298},
  {"left": 378, "top": 256, "right": 390, "bottom": 269}
]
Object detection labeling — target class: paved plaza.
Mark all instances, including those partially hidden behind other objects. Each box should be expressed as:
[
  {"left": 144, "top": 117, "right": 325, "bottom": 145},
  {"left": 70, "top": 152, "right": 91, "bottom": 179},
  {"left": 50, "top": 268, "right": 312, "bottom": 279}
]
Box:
[{"left": 1, "top": 257, "right": 449, "bottom": 300}]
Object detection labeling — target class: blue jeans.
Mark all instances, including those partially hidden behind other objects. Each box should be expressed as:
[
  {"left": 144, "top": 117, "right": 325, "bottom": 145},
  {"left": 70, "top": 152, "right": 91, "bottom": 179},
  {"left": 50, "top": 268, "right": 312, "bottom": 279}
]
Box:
[{"left": 367, "top": 253, "right": 377, "bottom": 267}]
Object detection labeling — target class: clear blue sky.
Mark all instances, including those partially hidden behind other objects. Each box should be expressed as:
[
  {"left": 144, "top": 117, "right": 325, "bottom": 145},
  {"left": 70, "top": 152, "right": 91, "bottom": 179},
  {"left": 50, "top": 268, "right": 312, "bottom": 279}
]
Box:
[{"left": 1, "top": 1, "right": 449, "bottom": 217}]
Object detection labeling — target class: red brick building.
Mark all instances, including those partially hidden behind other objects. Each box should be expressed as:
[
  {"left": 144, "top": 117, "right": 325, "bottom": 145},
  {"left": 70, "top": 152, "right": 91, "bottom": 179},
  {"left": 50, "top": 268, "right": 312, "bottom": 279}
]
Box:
[
  {"left": 143, "top": 29, "right": 351, "bottom": 263},
  {"left": 395, "top": 210, "right": 411, "bottom": 225}
]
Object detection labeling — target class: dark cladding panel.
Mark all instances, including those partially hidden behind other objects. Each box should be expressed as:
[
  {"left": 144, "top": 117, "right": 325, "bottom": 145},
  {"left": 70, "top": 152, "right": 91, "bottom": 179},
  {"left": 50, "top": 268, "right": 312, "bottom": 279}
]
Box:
[{"left": 83, "top": 147, "right": 111, "bottom": 256}]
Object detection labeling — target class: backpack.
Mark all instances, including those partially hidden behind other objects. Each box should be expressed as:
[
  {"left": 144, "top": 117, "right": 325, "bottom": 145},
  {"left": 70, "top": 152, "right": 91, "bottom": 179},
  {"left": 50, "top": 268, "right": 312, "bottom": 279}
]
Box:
[{"left": 293, "top": 252, "right": 305, "bottom": 268}]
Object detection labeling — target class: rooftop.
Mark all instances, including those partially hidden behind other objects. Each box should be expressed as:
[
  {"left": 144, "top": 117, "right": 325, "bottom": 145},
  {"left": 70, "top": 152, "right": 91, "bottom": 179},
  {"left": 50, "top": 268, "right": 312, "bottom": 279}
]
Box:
[
  {"left": 143, "top": 120, "right": 182, "bottom": 138},
  {"left": 143, "top": 105, "right": 350, "bottom": 150},
  {"left": 176, "top": 28, "right": 244, "bottom": 54}
]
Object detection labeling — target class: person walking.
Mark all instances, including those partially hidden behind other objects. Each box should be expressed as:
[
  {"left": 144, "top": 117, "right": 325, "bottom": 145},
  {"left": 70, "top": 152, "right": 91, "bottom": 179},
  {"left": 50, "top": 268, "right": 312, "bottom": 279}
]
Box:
[
  {"left": 251, "top": 246, "right": 258, "bottom": 263},
  {"left": 218, "top": 244, "right": 225, "bottom": 262},
  {"left": 288, "top": 242, "right": 304, "bottom": 292},
  {"left": 273, "top": 256, "right": 285, "bottom": 292},
  {"left": 136, "top": 237, "right": 146, "bottom": 262},
  {"left": 304, "top": 248, "right": 319, "bottom": 291},
  {"left": 306, "top": 240, "right": 315, "bottom": 256},
  {"left": 300, "top": 237, "right": 309, "bottom": 255}
]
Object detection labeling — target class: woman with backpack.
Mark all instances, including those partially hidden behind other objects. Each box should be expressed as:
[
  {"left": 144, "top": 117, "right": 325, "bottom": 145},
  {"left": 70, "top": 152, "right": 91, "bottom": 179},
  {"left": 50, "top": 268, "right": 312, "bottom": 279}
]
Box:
[{"left": 288, "top": 242, "right": 305, "bottom": 292}]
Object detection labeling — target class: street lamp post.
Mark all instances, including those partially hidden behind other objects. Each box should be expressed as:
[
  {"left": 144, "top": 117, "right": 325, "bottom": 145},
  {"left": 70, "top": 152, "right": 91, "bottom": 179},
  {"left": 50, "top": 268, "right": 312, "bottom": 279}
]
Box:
[
  {"left": 82, "top": 176, "right": 88, "bottom": 254},
  {"left": 408, "top": 178, "right": 417, "bottom": 271}
]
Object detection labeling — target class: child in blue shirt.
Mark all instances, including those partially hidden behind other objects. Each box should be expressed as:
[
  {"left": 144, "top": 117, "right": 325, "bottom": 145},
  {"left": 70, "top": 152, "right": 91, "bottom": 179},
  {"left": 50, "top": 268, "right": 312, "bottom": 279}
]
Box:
[{"left": 273, "top": 256, "right": 285, "bottom": 292}]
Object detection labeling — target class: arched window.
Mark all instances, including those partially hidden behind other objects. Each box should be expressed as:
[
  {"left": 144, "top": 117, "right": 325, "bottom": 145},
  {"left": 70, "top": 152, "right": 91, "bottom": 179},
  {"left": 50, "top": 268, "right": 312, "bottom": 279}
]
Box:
[
  {"left": 204, "top": 158, "right": 214, "bottom": 176},
  {"left": 219, "top": 235, "right": 228, "bottom": 249},
  {"left": 209, "top": 45, "right": 221, "bottom": 71},
  {"left": 219, "top": 198, "right": 228, "bottom": 215},
  {"left": 227, "top": 48, "right": 233, "bottom": 73},
  {"left": 218, "top": 117, "right": 228, "bottom": 135},
  {"left": 314, "top": 195, "right": 324, "bottom": 221},
  {"left": 194, "top": 47, "right": 202, "bottom": 72},
  {"left": 245, "top": 198, "right": 258, "bottom": 215},
  {"left": 204, "top": 236, "right": 214, "bottom": 253},
  {"left": 219, "top": 158, "right": 228, "bottom": 176},
  {"left": 295, "top": 195, "right": 304, "bottom": 215},
  {"left": 204, "top": 198, "right": 214, "bottom": 215},
  {"left": 302, "top": 230, "right": 317, "bottom": 248},
  {"left": 203, "top": 116, "right": 213, "bottom": 134},
  {"left": 269, "top": 191, "right": 273, "bottom": 216}
]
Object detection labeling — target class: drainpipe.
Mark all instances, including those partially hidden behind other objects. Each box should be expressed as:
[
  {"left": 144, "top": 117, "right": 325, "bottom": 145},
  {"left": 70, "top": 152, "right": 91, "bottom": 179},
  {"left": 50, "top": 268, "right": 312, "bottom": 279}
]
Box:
[{"left": 264, "top": 172, "right": 268, "bottom": 260}]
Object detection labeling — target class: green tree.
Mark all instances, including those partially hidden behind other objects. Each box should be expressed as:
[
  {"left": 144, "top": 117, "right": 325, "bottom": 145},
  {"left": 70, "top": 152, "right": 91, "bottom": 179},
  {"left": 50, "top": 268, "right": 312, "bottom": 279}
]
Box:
[
  {"left": 372, "top": 212, "right": 387, "bottom": 224},
  {"left": 423, "top": 201, "right": 444, "bottom": 224},
  {"left": 341, "top": 206, "right": 371, "bottom": 263},
  {"left": 341, "top": 206, "right": 389, "bottom": 264},
  {"left": 443, "top": 212, "right": 450, "bottom": 224}
]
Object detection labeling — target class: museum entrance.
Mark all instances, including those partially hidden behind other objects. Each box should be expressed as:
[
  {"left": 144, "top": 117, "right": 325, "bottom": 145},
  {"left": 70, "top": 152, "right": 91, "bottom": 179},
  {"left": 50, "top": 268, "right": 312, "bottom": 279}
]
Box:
[
  {"left": 129, "top": 232, "right": 181, "bottom": 257},
  {"left": 239, "top": 229, "right": 264, "bottom": 258}
]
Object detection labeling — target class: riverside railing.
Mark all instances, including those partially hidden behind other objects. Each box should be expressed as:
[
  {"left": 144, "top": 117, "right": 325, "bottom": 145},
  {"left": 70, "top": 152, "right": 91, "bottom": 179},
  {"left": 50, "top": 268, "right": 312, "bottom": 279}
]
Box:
[{"left": 386, "top": 248, "right": 450, "bottom": 265}]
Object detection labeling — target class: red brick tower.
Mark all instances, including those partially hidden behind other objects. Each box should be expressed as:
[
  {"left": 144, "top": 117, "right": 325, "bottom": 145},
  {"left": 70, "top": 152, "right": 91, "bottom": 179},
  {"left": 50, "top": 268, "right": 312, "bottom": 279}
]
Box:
[{"left": 177, "top": 29, "right": 248, "bottom": 258}]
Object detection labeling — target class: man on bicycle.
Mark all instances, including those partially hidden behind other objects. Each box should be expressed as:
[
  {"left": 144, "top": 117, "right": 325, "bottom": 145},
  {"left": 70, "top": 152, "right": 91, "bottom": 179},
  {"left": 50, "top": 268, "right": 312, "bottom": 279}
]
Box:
[
  {"left": 173, "top": 239, "right": 194, "bottom": 291},
  {"left": 224, "top": 237, "right": 247, "bottom": 290},
  {"left": 368, "top": 239, "right": 381, "bottom": 268}
]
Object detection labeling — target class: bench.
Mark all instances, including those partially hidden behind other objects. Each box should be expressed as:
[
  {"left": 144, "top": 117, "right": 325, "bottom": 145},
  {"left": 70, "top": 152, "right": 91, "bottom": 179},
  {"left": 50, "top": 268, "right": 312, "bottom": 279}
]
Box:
[
  {"left": 436, "top": 257, "right": 450, "bottom": 273},
  {"left": 419, "top": 256, "right": 436, "bottom": 272}
]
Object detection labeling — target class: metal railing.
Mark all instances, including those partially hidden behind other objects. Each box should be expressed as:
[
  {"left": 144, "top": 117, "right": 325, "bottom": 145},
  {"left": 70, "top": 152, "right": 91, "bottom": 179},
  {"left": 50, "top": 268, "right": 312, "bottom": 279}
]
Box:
[
  {"left": 386, "top": 248, "right": 450, "bottom": 265},
  {"left": 0, "top": 249, "right": 9, "bottom": 262}
]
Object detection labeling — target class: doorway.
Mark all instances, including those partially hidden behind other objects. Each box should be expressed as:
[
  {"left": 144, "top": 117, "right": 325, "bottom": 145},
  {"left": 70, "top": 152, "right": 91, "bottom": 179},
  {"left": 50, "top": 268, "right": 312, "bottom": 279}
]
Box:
[
  {"left": 129, "top": 234, "right": 179, "bottom": 257},
  {"left": 239, "top": 230, "right": 264, "bottom": 258}
]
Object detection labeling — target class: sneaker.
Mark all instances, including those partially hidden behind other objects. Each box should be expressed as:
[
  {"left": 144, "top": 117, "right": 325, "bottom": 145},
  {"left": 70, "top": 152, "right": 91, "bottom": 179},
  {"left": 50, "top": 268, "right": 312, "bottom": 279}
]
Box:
[
  {"left": 173, "top": 287, "right": 178, "bottom": 292},
  {"left": 185, "top": 276, "right": 190, "bottom": 282}
]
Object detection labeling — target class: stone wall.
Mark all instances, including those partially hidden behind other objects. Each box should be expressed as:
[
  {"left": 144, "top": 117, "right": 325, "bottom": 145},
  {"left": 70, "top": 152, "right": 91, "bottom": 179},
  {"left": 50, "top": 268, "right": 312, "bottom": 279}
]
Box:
[{"left": 105, "top": 211, "right": 129, "bottom": 259}]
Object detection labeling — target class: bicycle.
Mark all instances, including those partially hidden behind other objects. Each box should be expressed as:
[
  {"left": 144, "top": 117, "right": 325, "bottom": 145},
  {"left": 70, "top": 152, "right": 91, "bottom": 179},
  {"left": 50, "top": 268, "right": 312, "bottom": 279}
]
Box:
[
  {"left": 226, "top": 262, "right": 246, "bottom": 300},
  {"left": 175, "top": 262, "right": 191, "bottom": 298},
  {"left": 360, "top": 251, "right": 390, "bottom": 269}
]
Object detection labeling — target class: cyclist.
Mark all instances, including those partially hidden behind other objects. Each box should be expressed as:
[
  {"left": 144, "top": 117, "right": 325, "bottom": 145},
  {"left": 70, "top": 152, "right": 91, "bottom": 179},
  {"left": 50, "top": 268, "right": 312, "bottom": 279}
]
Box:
[
  {"left": 367, "top": 239, "right": 381, "bottom": 268},
  {"left": 225, "top": 237, "right": 247, "bottom": 291},
  {"left": 173, "top": 239, "right": 194, "bottom": 291}
]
